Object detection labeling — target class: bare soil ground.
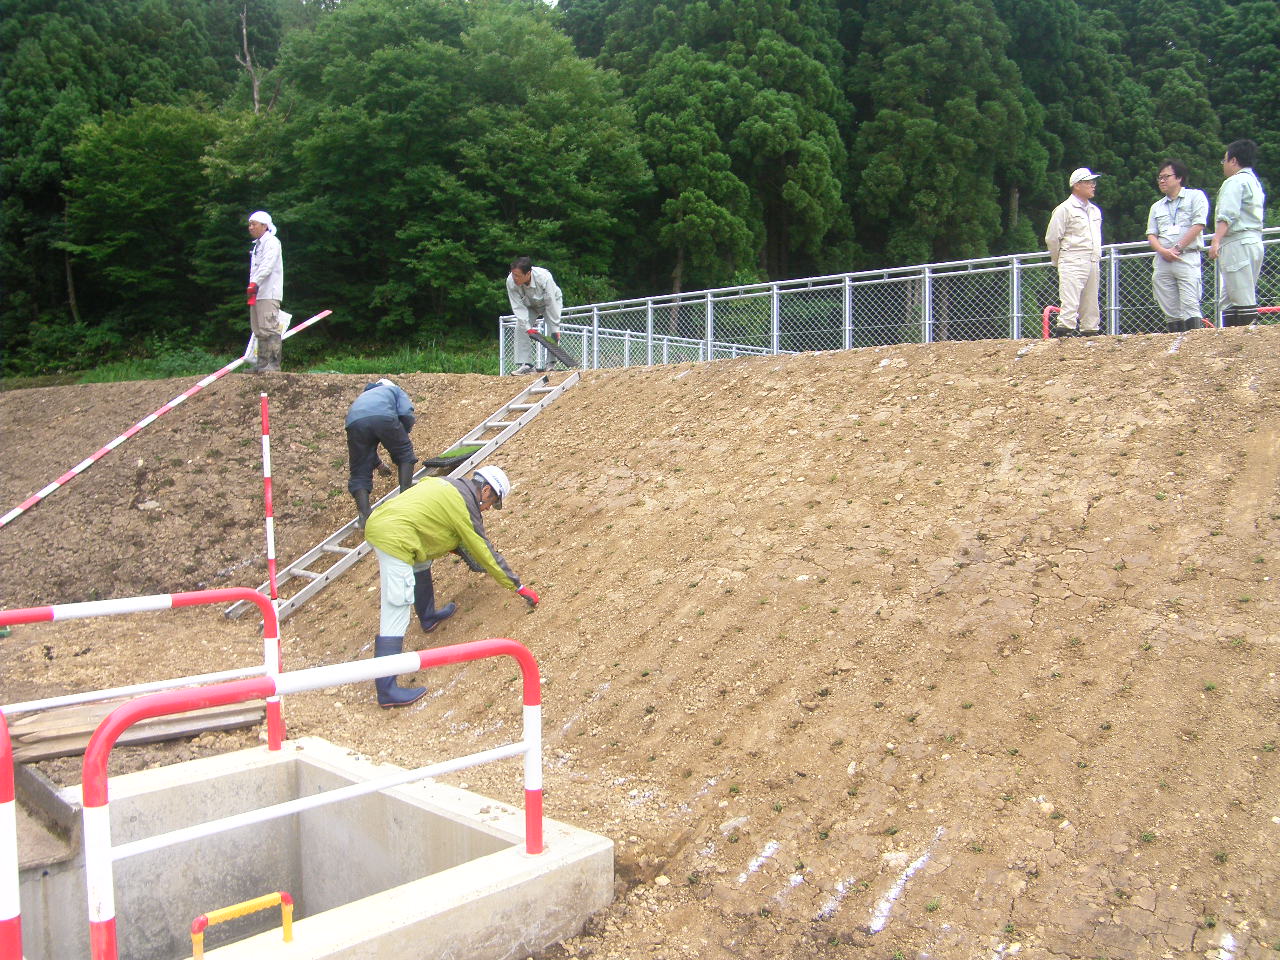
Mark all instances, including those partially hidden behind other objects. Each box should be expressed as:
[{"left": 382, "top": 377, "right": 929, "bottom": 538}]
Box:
[{"left": 2, "top": 328, "right": 1279, "bottom": 959}]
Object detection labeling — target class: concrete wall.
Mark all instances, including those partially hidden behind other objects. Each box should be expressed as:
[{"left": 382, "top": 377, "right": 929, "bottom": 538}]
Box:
[{"left": 17, "top": 738, "right": 613, "bottom": 960}]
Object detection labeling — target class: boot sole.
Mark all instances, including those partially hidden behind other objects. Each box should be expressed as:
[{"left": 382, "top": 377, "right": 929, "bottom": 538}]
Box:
[{"left": 378, "top": 689, "right": 427, "bottom": 709}]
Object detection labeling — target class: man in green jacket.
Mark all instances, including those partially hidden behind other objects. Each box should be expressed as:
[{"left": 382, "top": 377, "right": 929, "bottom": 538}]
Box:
[{"left": 363, "top": 465, "right": 539, "bottom": 707}]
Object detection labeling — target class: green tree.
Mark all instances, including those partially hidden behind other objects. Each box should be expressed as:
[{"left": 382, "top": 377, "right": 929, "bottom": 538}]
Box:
[
  {"left": 261, "top": 0, "right": 650, "bottom": 340},
  {"left": 848, "top": 0, "right": 1037, "bottom": 264},
  {"left": 60, "top": 104, "right": 228, "bottom": 347},
  {"left": 1083, "top": 0, "right": 1222, "bottom": 198},
  {"left": 632, "top": 47, "right": 757, "bottom": 292},
  {"left": 586, "top": 0, "right": 852, "bottom": 283},
  {"left": 991, "top": 0, "right": 1163, "bottom": 243},
  {"left": 0, "top": 0, "right": 288, "bottom": 370},
  {"left": 1206, "top": 0, "right": 1280, "bottom": 187}
]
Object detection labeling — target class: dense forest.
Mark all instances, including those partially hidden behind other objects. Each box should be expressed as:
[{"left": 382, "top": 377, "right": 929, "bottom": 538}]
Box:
[{"left": 1, "top": 0, "right": 1276, "bottom": 373}]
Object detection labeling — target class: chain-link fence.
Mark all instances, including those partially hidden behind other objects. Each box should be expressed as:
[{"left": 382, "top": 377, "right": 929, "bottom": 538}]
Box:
[{"left": 499, "top": 229, "right": 1280, "bottom": 372}]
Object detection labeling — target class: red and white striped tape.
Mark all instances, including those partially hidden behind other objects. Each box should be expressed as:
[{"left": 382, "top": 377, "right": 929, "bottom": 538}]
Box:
[{"left": 0, "top": 310, "right": 330, "bottom": 529}]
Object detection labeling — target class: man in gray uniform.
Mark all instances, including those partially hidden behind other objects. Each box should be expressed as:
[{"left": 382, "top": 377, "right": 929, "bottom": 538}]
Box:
[
  {"left": 1146, "top": 160, "right": 1210, "bottom": 333},
  {"left": 506, "top": 255, "right": 563, "bottom": 375},
  {"left": 1209, "top": 139, "right": 1266, "bottom": 327}
]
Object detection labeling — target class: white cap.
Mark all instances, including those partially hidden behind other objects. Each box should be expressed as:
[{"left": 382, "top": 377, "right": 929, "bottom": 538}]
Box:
[
  {"left": 248, "top": 210, "right": 277, "bottom": 234},
  {"left": 474, "top": 466, "right": 511, "bottom": 509},
  {"left": 1069, "top": 168, "right": 1101, "bottom": 187}
]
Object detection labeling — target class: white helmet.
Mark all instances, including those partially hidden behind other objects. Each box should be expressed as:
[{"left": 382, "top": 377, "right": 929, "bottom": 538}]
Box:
[{"left": 474, "top": 465, "right": 511, "bottom": 509}]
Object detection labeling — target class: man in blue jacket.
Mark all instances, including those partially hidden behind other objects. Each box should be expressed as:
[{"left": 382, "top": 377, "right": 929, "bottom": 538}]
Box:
[{"left": 345, "top": 379, "right": 416, "bottom": 527}]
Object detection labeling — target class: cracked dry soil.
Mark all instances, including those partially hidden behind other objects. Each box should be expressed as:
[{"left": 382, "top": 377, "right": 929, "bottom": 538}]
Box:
[{"left": 2, "top": 328, "right": 1279, "bottom": 959}]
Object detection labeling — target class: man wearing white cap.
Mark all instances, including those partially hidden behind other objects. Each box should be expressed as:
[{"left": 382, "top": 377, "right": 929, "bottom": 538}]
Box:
[
  {"left": 247, "top": 210, "right": 285, "bottom": 371},
  {"left": 1045, "top": 168, "right": 1104, "bottom": 336}
]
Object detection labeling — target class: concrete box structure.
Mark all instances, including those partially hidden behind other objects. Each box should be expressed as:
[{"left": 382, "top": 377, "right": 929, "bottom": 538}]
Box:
[{"left": 18, "top": 737, "right": 613, "bottom": 959}]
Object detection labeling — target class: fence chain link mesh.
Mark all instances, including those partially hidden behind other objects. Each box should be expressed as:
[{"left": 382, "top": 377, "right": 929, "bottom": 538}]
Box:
[{"left": 500, "top": 232, "right": 1279, "bottom": 372}]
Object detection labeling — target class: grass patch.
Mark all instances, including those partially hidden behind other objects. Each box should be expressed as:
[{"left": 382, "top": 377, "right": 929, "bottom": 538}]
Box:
[{"left": 2, "top": 332, "right": 500, "bottom": 390}]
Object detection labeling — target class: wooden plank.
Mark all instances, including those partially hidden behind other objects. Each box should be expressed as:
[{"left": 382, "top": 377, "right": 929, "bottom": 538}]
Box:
[{"left": 10, "top": 700, "right": 265, "bottom": 763}]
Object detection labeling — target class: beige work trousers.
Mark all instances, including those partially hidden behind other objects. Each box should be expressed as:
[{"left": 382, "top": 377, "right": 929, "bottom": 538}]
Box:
[{"left": 1056, "top": 257, "right": 1100, "bottom": 333}]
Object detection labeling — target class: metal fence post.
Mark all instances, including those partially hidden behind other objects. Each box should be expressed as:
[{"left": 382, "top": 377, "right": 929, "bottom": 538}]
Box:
[
  {"left": 705, "top": 292, "right": 714, "bottom": 361},
  {"left": 1010, "top": 257, "right": 1022, "bottom": 339},
  {"left": 843, "top": 275, "right": 852, "bottom": 350},
  {"left": 1106, "top": 248, "right": 1119, "bottom": 334},
  {"left": 771, "top": 284, "right": 780, "bottom": 354},
  {"left": 922, "top": 265, "right": 933, "bottom": 343},
  {"left": 645, "top": 300, "right": 654, "bottom": 366},
  {"left": 592, "top": 306, "right": 600, "bottom": 369},
  {"left": 1212, "top": 259, "right": 1223, "bottom": 327}
]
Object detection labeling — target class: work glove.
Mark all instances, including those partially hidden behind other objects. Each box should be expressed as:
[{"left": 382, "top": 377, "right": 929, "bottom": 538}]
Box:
[
  {"left": 246, "top": 282, "right": 258, "bottom": 305},
  {"left": 517, "top": 585, "right": 540, "bottom": 608}
]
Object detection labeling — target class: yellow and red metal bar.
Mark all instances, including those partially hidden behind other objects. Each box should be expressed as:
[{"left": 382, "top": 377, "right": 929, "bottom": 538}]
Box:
[{"left": 191, "top": 891, "right": 293, "bottom": 959}]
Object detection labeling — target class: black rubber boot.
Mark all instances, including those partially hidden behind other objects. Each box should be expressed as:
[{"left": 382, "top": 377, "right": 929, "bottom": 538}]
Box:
[
  {"left": 1223, "top": 307, "right": 1245, "bottom": 327},
  {"left": 1165, "top": 319, "right": 1183, "bottom": 334},
  {"left": 1182, "top": 317, "right": 1202, "bottom": 332},
  {"left": 397, "top": 461, "right": 415, "bottom": 494},
  {"left": 353, "top": 489, "right": 371, "bottom": 528},
  {"left": 374, "top": 635, "right": 426, "bottom": 708},
  {"left": 414, "top": 568, "right": 457, "bottom": 633}
]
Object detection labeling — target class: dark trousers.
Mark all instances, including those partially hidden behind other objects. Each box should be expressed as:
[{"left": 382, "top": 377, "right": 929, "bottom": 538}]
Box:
[{"left": 346, "top": 416, "right": 415, "bottom": 494}]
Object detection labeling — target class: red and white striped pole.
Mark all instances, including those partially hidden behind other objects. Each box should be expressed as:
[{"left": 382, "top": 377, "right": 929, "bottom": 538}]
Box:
[
  {"left": 0, "top": 310, "right": 331, "bottom": 529},
  {"left": 0, "top": 713, "right": 21, "bottom": 960},
  {"left": 258, "top": 392, "right": 285, "bottom": 747},
  {"left": 83, "top": 677, "right": 280, "bottom": 960},
  {"left": 260, "top": 394, "right": 278, "bottom": 599}
]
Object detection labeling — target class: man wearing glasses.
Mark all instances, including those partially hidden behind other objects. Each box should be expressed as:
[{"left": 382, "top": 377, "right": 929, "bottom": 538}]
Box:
[
  {"left": 1146, "top": 160, "right": 1210, "bottom": 334},
  {"left": 1208, "top": 139, "right": 1266, "bottom": 327}
]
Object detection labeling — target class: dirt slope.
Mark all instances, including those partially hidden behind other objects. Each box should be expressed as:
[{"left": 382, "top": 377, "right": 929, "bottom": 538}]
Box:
[{"left": 2, "top": 330, "right": 1279, "bottom": 959}]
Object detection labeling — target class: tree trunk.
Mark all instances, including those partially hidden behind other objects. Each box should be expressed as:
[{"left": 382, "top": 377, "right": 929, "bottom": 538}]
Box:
[
  {"left": 238, "top": 5, "right": 262, "bottom": 114},
  {"left": 64, "top": 199, "right": 81, "bottom": 325},
  {"left": 668, "top": 246, "right": 684, "bottom": 337}
]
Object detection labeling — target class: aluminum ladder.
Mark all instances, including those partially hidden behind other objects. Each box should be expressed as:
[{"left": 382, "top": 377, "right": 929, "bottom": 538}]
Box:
[{"left": 225, "top": 372, "right": 580, "bottom": 622}]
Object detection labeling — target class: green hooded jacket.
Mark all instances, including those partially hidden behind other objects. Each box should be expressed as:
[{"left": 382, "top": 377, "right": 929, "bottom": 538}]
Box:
[{"left": 364, "top": 476, "right": 519, "bottom": 590}]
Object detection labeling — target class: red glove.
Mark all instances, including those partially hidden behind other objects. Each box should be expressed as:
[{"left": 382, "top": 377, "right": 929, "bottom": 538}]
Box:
[
  {"left": 246, "top": 282, "right": 258, "bottom": 305},
  {"left": 517, "top": 585, "right": 539, "bottom": 608}
]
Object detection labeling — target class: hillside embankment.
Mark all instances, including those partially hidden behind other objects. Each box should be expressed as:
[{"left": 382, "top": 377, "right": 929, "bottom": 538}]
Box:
[{"left": 1, "top": 328, "right": 1278, "bottom": 958}]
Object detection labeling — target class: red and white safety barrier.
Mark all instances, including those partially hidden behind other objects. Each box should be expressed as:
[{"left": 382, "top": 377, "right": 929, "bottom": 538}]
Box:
[
  {"left": 260, "top": 393, "right": 278, "bottom": 600},
  {"left": 0, "top": 310, "right": 331, "bottom": 530},
  {"left": 0, "top": 713, "right": 19, "bottom": 960},
  {"left": 0, "top": 588, "right": 283, "bottom": 747},
  {"left": 80, "top": 638, "right": 542, "bottom": 960},
  {"left": 0, "top": 587, "right": 287, "bottom": 960}
]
